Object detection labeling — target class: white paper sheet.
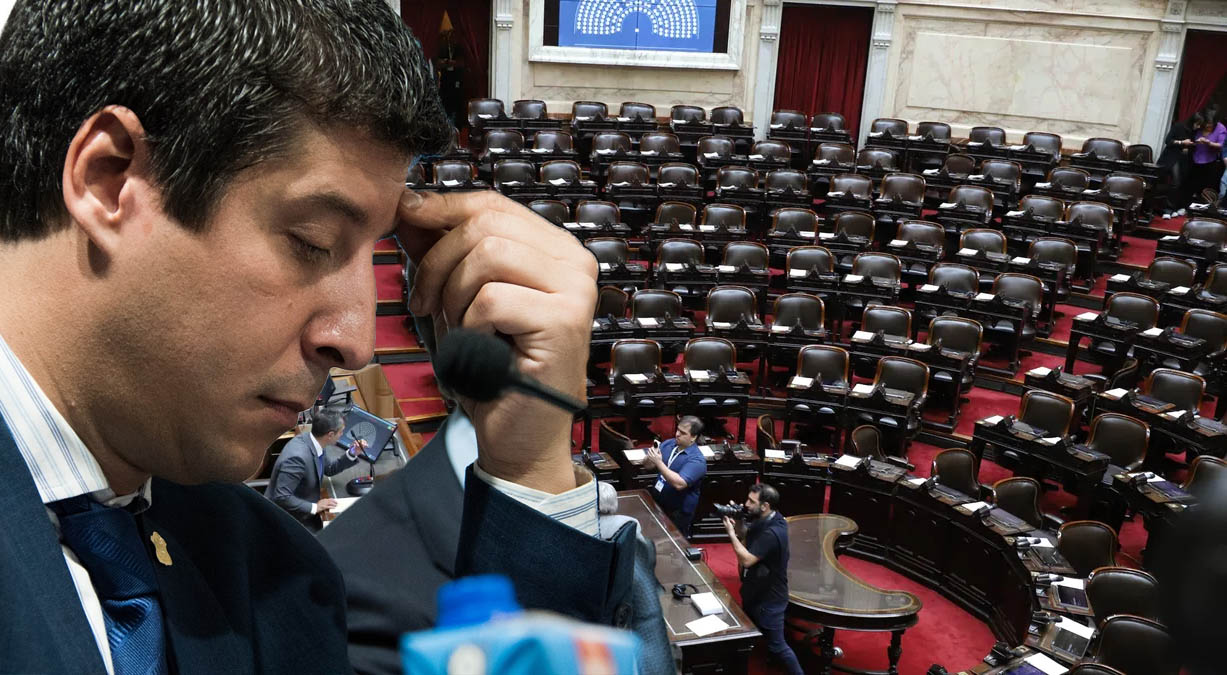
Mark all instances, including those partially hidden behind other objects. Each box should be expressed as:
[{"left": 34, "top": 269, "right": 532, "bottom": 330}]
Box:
[
  {"left": 790, "top": 376, "right": 814, "bottom": 389},
  {"left": 1029, "top": 367, "right": 1052, "bottom": 377},
  {"left": 1075, "top": 312, "right": 1099, "bottom": 321},
  {"left": 690, "top": 592, "right": 723, "bottom": 616},
  {"left": 981, "top": 415, "right": 1004, "bottom": 425},
  {"left": 1023, "top": 652, "right": 1068, "bottom": 675},
  {"left": 623, "top": 449, "right": 647, "bottom": 462},
  {"left": 765, "top": 449, "right": 788, "bottom": 459},
  {"left": 834, "top": 454, "right": 865, "bottom": 469},
  {"left": 685, "top": 614, "right": 730, "bottom": 637}
]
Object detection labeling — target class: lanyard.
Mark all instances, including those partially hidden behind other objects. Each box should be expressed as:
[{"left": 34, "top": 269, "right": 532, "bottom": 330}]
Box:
[{"left": 667, "top": 444, "right": 683, "bottom": 469}]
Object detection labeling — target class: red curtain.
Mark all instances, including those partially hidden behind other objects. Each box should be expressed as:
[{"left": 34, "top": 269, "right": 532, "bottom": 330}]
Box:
[
  {"left": 448, "top": 0, "right": 492, "bottom": 103},
  {"left": 399, "top": 1, "right": 447, "bottom": 65},
  {"left": 773, "top": 5, "right": 874, "bottom": 138},
  {"left": 1176, "top": 30, "right": 1227, "bottom": 122}
]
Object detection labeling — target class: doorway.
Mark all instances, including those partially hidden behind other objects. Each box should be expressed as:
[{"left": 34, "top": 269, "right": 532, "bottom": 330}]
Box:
[{"left": 773, "top": 3, "right": 874, "bottom": 139}]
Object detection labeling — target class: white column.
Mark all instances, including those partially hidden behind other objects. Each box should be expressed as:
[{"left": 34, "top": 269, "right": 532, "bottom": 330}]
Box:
[
  {"left": 1140, "top": 1, "right": 1188, "bottom": 151},
  {"left": 751, "top": 0, "right": 784, "bottom": 140},
  {"left": 386, "top": 0, "right": 399, "bottom": 16},
  {"left": 857, "top": 0, "right": 897, "bottom": 148},
  {"left": 492, "top": 0, "right": 515, "bottom": 104}
]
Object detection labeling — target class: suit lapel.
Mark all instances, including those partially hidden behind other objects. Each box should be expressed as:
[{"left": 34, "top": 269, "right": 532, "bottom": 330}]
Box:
[
  {"left": 0, "top": 417, "right": 109, "bottom": 673},
  {"left": 400, "top": 423, "right": 464, "bottom": 575}
]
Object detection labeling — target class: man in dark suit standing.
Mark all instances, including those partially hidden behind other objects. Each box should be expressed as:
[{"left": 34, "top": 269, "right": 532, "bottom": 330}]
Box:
[
  {"left": 0, "top": 1, "right": 626, "bottom": 673},
  {"left": 266, "top": 407, "right": 365, "bottom": 531}
]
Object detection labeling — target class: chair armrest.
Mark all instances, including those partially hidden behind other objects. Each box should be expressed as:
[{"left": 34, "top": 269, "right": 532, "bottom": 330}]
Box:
[
  {"left": 1042, "top": 513, "right": 1065, "bottom": 530},
  {"left": 885, "top": 456, "right": 915, "bottom": 471},
  {"left": 244, "top": 479, "right": 270, "bottom": 492},
  {"left": 977, "top": 483, "right": 994, "bottom": 501}
]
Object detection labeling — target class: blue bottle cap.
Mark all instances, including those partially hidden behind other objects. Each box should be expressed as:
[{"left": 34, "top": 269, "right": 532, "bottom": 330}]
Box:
[{"left": 436, "top": 575, "right": 522, "bottom": 628}]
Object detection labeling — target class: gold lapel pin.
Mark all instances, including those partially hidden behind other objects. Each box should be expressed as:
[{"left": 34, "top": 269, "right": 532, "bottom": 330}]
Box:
[{"left": 150, "top": 531, "right": 173, "bottom": 566}]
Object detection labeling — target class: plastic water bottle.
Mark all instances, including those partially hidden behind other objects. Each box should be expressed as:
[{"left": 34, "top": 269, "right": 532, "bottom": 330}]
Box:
[{"left": 400, "top": 575, "right": 641, "bottom": 675}]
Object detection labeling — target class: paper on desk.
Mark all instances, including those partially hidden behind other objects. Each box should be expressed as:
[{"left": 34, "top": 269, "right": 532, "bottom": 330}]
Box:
[
  {"left": 686, "top": 614, "right": 730, "bottom": 637},
  {"left": 957, "top": 247, "right": 977, "bottom": 256},
  {"left": 922, "top": 168, "right": 939, "bottom": 175},
  {"left": 975, "top": 292, "right": 995, "bottom": 302},
  {"left": 798, "top": 230, "right": 817, "bottom": 238},
  {"left": 818, "top": 232, "right": 835, "bottom": 239},
  {"left": 678, "top": 223, "right": 695, "bottom": 231},
  {"left": 665, "top": 262, "right": 684, "bottom": 272},
  {"left": 1110, "top": 274, "right": 1130, "bottom": 282},
  {"left": 788, "top": 268, "right": 808, "bottom": 278},
  {"left": 889, "top": 239, "right": 908, "bottom": 247},
  {"left": 699, "top": 224, "right": 717, "bottom": 232},
  {"left": 765, "top": 449, "right": 788, "bottom": 459},
  {"left": 1162, "top": 409, "right": 1186, "bottom": 421},
  {"left": 1029, "top": 367, "right": 1052, "bottom": 377},
  {"left": 844, "top": 274, "right": 864, "bottom": 283},
  {"left": 712, "top": 321, "right": 733, "bottom": 329},
  {"left": 920, "top": 284, "right": 940, "bottom": 292},
  {"left": 690, "top": 592, "right": 723, "bottom": 616},
  {"left": 748, "top": 154, "right": 765, "bottom": 161},
  {"left": 640, "top": 149, "right": 658, "bottom": 156},
  {"left": 688, "top": 369, "right": 713, "bottom": 381},
  {"left": 851, "top": 330, "right": 875, "bottom": 341},
  {"left": 592, "top": 320, "right": 602, "bottom": 329},
  {"left": 1160, "top": 235, "right": 1178, "bottom": 241},
  {"left": 1023, "top": 652, "right": 1068, "bottom": 675},
  {"left": 1005, "top": 210, "right": 1025, "bottom": 217},
  {"left": 852, "top": 383, "right": 875, "bottom": 395},
  {"left": 717, "top": 265, "right": 737, "bottom": 273},
  {"left": 835, "top": 454, "right": 865, "bottom": 469},
  {"left": 579, "top": 221, "right": 598, "bottom": 229},
  {"left": 1035, "top": 182, "right": 1053, "bottom": 189},
  {"left": 1023, "top": 537, "right": 1054, "bottom": 548},
  {"left": 623, "top": 449, "right": 647, "bottom": 462},
  {"left": 1075, "top": 312, "right": 1099, "bottom": 321},
  {"left": 623, "top": 373, "right": 649, "bottom": 384},
  {"left": 638, "top": 317, "right": 659, "bottom": 328},
  {"left": 703, "top": 152, "right": 719, "bottom": 159},
  {"left": 1038, "top": 437, "right": 1061, "bottom": 445},
  {"left": 905, "top": 477, "right": 927, "bottom": 487},
  {"left": 1171, "top": 286, "right": 1190, "bottom": 295},
  {"left": 790, "top": 376, "right": 814, "bottom": 389},
  {"left": 1104, "top": 388, "right": 1128, "bottom": 399},
  {"left": 1054, "top": 576, "right": 1085, "bottom": 590},
  {"left": 1012, "top": 257, "right": 1032, "bottom": 264},
  {"left": 330, "top": 497, "right": 360, "bottom": 516},
  {"left": 697, "top": 445, "right": 716, "bottom": 458},
  {"left": 957, "top": 501, "right": 989, "bottom": 514},
  {"left": 1141, "top": 327, "right": 1163, "bottom": 337},
  {"left": 771, "top": 324, "right": 792, "bottom": 333},
  {"left": 940, "top": 203, "right": 958, "bottom": 209},
  {"left": 598, "top": 262, "right": 611, "bottom": 271},
  {"left": 441, "top": 179, "right": 461, "bottom": 187},
  {"left": 982, "top": 415, "right": 1004, "bottom": 425},
  {"left": 1056, "top": 616, "right": 1094, "bottom": 639},
  {"left": 908, "top": 342, "right": 931, "bottom": 352}
]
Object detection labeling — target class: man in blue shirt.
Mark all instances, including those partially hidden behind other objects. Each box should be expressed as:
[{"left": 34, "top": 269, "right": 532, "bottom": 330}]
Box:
[{"left": 645, "top": 415, "right": 707, "bottom": 537}]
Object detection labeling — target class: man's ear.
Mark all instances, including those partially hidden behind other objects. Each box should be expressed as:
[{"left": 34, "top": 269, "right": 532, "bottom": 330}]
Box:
[{"left": 61, "top": 105, "right": 152, "bottom": 256}]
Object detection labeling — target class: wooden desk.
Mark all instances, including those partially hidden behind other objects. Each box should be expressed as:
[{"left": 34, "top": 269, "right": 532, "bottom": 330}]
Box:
[
  {"left": 617, "top": 490, "right": 760, "bottom": 673},
  {"left": 786, "top": 514, "right": 923, "bottom": 675}
]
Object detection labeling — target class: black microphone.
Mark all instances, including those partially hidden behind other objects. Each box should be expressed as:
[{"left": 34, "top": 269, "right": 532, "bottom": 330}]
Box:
[{"left": 434, "top": 329, "right": 586, "bottom": 415}]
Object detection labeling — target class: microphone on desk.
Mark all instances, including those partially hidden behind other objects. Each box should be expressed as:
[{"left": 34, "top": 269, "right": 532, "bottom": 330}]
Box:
[{"left": 435, "top": 329, "right": 587, "bottom": 415}]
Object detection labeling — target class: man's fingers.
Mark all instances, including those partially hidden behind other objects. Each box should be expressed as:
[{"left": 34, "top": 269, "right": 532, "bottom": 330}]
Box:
[{"left": 399, "top": 189, "right": 530, "bottom": 233}]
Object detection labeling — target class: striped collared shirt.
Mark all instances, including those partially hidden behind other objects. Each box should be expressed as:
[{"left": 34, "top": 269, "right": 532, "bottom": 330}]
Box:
[{"left": 472, "top": 457, "right": 600, "bottom": 537}]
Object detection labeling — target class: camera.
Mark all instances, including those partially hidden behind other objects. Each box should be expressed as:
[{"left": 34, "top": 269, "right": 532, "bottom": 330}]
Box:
[{"left": 714, "top": 503, "right": 748, "bottom": 519}]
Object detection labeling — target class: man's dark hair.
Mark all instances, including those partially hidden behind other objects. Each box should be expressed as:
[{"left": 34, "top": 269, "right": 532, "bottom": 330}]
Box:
[
  {"left": 678, "top": 415, "right": 703, "bottom": 438},
  {"left": 311, "top": 407, "right": 346, "bottom": 439},
  {"left": 0, "top": 0, "right": 452, "bottom": 242},
  {"left": 750, "top": 483, "right": 781, "bottom": 511}
]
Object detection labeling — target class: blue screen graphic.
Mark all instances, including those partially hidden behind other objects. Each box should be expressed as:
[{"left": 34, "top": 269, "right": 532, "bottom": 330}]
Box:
[{"left": 558, "top": 0, "right": 717, "bottom": 52}]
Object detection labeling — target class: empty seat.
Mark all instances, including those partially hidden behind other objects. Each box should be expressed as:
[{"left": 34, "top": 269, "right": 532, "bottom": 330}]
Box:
[
  {"left": 765, "top": 169, "right": 808, "bottom": 194},
  {"left": 433, "top": 159, "right": 476, "bottom": 183},
  {"left": 969, "top": 126, "right": 1006, "bottom": 146},
  {"left": 1085, "top": 413, "right": 1149, "bottom": 472},
  {"left": 606, "top": 161, "right": 649, "bottom": 187},
  {"left": 655, "top": 201, "right": 697, "bottom": 225},
  {"left": 814, "top": 142, "right": 856, "bottom": 166},
  {"left": 829, "top": 174, "right": 874, "bottom": 200},
  {"left": 751, "top": 140, "right": 790, "bottom": 163},
  {"left": 710, "top": 106, "right": 744, "bottom": 126},
  {"left": 591, "top": 131, "right": 632, "bottom": 156},
  {"left": 1183, "top": 455, "right": 1227, "bottom": 501},
  {"left": 571, "top": 100, "right": 608, "bottom": 120},
  {"left": 697, "top": 135, "right": 735, "bottom": 160},
  {"left": 632, "top": 289, "right": 683, "bottom": 321},
  {"left": 657, "top": 239, "right": 704, "bottom": 267},
  {"left": 493, "top": 159, "right": 537, "bottom": 188},
  {"left": 771, "top": 208, "right": 820, "bottom": 236},
  {"left": 916, "top": 121, "right": 951, "bottom": 140},
  {"left": 1144, "top": 368, "right": 1205, "bottom": 411},
  {"left": 1146, "top": 257, "right": 1197, "bottom": 287},
  {"left": 980, "top": 159, "right": 1022, "bottom": 189},
  {"left": 1019, "top": 389, "right": 1075, "bottom": 436},
  {"left": 1105, "top": 292, "right": 1159, "bottom": 330},
  {"left": 671, "top": 104, "right": 706, "bottom": 124},
  {"left": 810, "top": 112, "right": 847, "bottom": 132},
  {"left": 929, "top": 263, "right": 980, "bottom": 295},
  {"left": 1022, "top": 131, "right": 1062, "bottom": 157},
  {"left": 1081, "top": 137, "right": 1126, "bottom": 160},
  {"left": 468, "top": 97, "right": 505, "bottom": 130},
  {"left": 862, "top": 305, "right": 912, "bottom": 338},
  {"left": 483, "top": 128, "right": 525, "bottom": 157},
  {"left": 1125, "top": 144, "right": 1154, "bottom": 163},
  {"left": 532, "top": 129, "right": 573, "bottom": 152},
  {"left": 658, "top": 163, "right": 701, "bottom": 188},
  {"left": 706, "top": 285, "right": 760, "bottom": 325},
  {"left": 770, "top": 110, "right": 806, "bottom": 130},
  {"left": 540, "top": 159, "right": 584, "bottom": 184},
  {"left": 928, "top": 316, "right": 983, "bottom": 390},
  {"left": 1049, "top": 167, "right": 1091, "bottom": 191},
  {"left": 942, "top": 153, "right": 976, "bottom": 175},
  {"left": 1029, "top": 237, "right": 1078, "bottom": 270},
  {"left": 716, "top": 166, "right": 759, "bottom": 192},
  {"left": 511, "top": 99, "right": 547, "bottom": 120},
  {"left": 847, "top": 425, "right": 887, "bottom": 461},
  {"left": 960, "top": 228, "right": 1007, "bottom": 254},
  {"left": 851, "top": 252, "right": 901, "bottom": 281},
  {"left": 575, "top": 200, "right": 620, "bottom": 225},
  {"left": 1181, "top": 309, "right": 1227, "bottom": 353},
  {"left": 528, "top": 199, "right": 569, "bottom": 224},
  {"left": 406, "top": 162, "right": 425, "bottom": 185},
  {"left": 947, "top": 185, "right": 995, "bottom": 213},
  {"left": 786, "top": 246, "right": 835, "bottom": 277},
  {"left": 1057, "top": 520, "right": 1118, "bottom": 577},
  {"left": 1067, "top": 201, "right": 1115, "bottom": 233},
  {"left": 932, "top": 448, "right": 980, "bottom": 497},
  {"left": 1181, "top": 217, "right": 1227, "bottom": 244},
  {"left": 1086, "top": 567, "right": 1162, "bottom": 626},
  {"left": 896, "top": 220, "right": 945, "bottom": 252},
  {"left": 702, "top": 203, "right": 747, "bottom": 230},
  {"left": 722, "top": 242, "right": 769, "bottom": 271},
  {"left": 1103, "top": 173, "right": 1144, "bottom": 201},
  {"left": 1085, "top": 614, "right": 1175, "bottom": 675},
  {"left": 833, "top": 211, "right": 875, "bottom": 240},
  {"left": 880, "top": 173, "right": 926, "bottom": 203},
  {"left": 585, "top": 237, "right": 629, "bottom": 265},
  {"left": 595, "top": 286, "right": 628, "bottom": 319},
  {"left": 640, "top": 131, "right": 681, "bottom": 155},
  {"left": 619, "top": 101, "right": 656, "bottom": 121},
  {"left": 869, "top": 118, "right": 909, "bottom": 136},
  {"left": 1017, "top": 194, "right": 1066, "bottom": 220},
  {"left": 855, "top": 148, "right": 898, "bottom": 171},
  {"left": 992, "top": 477, "right": 1046, "bottom": 530}
]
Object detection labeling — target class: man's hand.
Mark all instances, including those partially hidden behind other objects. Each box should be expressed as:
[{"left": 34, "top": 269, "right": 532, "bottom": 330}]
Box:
[
  {"left": 399, "top": 190, "right": 597, "bottom": 494},
  {"left": 722, "top": 515, "right": 737, "bottom": 536},
  {"left": 317, "top": 498, "right": 338, "bottom": 512},
  {"left": 350, "top": 438, "right": 369, "bottom": 459},
  {"left": 644, "top": 445, "right": 663, "bottom": 468}
]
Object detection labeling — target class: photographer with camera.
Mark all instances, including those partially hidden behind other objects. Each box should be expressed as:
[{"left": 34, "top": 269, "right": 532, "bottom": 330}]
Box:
[
  {"left": 644, "top": 416, "right": 707, "bottom": 537},
  {"left": 722, "top": 483, "right": 803, "bottom": 675}
]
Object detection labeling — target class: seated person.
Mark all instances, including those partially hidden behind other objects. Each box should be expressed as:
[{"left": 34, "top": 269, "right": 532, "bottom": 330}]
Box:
[
  {"left": 264, "top": 406, "right": 366, "bottom": 531},
  {"left": 645, "top": 415, "right": 708, "bottom": 537}
]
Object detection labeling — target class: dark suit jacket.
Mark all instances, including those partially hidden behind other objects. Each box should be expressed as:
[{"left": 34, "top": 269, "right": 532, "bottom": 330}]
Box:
[
  {"left": 318, "top": 417, "right": 674, "bottom": 674},
  {"left": 0, "top": 417, "right": 351, "bottom": 674},
  {"left": 265, "top": 432, "right": 359, "bottom": 530}
]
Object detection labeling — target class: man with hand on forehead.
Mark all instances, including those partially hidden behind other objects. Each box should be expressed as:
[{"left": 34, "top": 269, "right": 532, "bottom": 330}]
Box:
[{"left": 0, "top": 1, "right": 650, "bottom": 672}]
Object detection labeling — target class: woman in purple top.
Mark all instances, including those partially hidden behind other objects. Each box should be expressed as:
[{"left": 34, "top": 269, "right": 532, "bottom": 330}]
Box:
[{"left": 1190, "top": 109, "right": 1226, "bottom": 204}]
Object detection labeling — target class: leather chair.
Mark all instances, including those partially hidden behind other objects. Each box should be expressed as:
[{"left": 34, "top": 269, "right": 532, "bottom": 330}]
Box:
[
  {"left": 855, "top": 147, "right": 899, "bottom": 171},
  {"left": 576, "top": 200, "right": 620, "bottom": 225},
  {"left": 969, "top": 126, "right": 1006, "bottom": 146},
  {"left": 632, "top": 289, "right": 683, "bottom": 322},
  {"left": 640, "top": 131, "right": 681, "bottom": 156},
  {"left": 1066, "top": 665, "right": 1126, "bottom": 675},
  {"left": 1022, "top": 131, "right": 1062, "bottom": 157},
  {"left": 1067, "top": 201, "right": 1115, "bottom": 235},
  {"left": 1057, "top": 520, "right": 1118, "bottom": 577},
  {"left": 814, "top": 142, "right": 856, "bottom": 166},
  {"left": 619, "top": 101, "right": 656, "bottom": 121},
  {"left": 756, "top": 414, "right": 778, "bottom": 452},
  {"left": 870, "top": 356, "right": 929, "bottom": 436},
  {"left": 1083, "top": 614, "right": 1175, "bottom": 675},
  {"left": 928, "top": 316, "right": 982, "bottom": 391},
  {"left": 706, "top": 286, "right": 759, "bottom": 326},
  {"left": 1020, "top": 390, "right": 1076, "bottom": 436},
  {"left": 528, "top": 199, "right": 569, "bottom": 224},
  {"left": 880, "top": 173, "right": 926, "bottom": 203},
  {"left": 770, "top": 110, "right": 805, "bottom": 130},
  {"left": 591, "top": 131, "right": 633, "bottom": 157},
  {"left": 765, "top": 169, "right": 808, "bottom": 194},
  {"left": 773, "top": 293, "right": 824, "bottom": 332},
  {"left": 697, "top": 135, "right": 735, "bottom": 160},
  {"left": 916, "top": 121, "right": 951, "bottom": 140},
  {"left": 610, "top": 339, "right": 665, "bottom": 424},
  {"left": 1049, "top": 167, "right": 1091, "bottom": 191},
  {"left": 657, "top": 238, "right": 704, "bottom": 268},
  {"left": 948, "top": 184, "right": 995, "bottom": 213},
  {"left": 942, "top": 153, "right": 976, "bottom": 175},
  {"left": 1086, "top": 567, "right": 1162, "bottom": 626},
  {"left": 786, "top": 345, "right": 850, "bottom": 436},
  {"left": 830, "top": 173, "right": 874, "bottom": 200},
  {"left": 896, "top": 220, "right": 945, "bottom": 253},
  {"left": 1085, "top": 413, "right": 1148, "bottom": 472},
  {"left": 1030, "top": 237, "right": 1078, "bottom": 271},
  {"left": 1144, "top": 368, "right": 1205, "bottom": 411},
  {"left": 851, "top": 253, "right": 901, "bottom": 287},
  {"left": 1105, "top": 292, "right": 1159, "bottom": 332},
  {"left": 931, "top": 448, "right": 981, "bottom": 498},
  {"left": 595, "top": 286, "right": 628, "bottom": 319},
  {"left": 848, "top": 425, "right": 887, "bottom": 461},
  {"left": 991, "top": 477, "right": 1048, "bottom": 530},
  {"left": 810, "top": 112, "right": 847, "bottom": 132},
  {"left": 960, "top": 228, "right": 1007, "bottom": 255},
  {"left": 406, "top": 163, "right": 425, "bottom": 185},
  {"left": 432, "top": 159, "right": 477, "bottom": 184},
  {"left": 834, "top": 211, "right": 876, "bottom": 240},
  {"left": 703, "top": 203, "right": 747, "bottom": 230},
  {"left": 493, "top": 159, "right": 537, "bottom": 190},
  {"left": 1018, "top": 194, "right": 1066, "bottom": 220},
  {"left": 1125, "top": 144, "right": 1154, "bottom": 163},
  {"left": 980, "top": 159, "right": 1022, "bottom": 190},
  {"left": 716, "top": 166, "right": 760, "bottom": 193},
  {"left": 710, "top": 106, "right": 744, "bottom": 126},
  {"left": 869, "top": 118, "right": 908, "bottom": 136},
  {"left": 862, "top": 305, "right": 912, "bottom": 338},
  {"left": 1081, "top": 137, "right": 1125, "bottom": 161},
  {"left": 483, "top": 128, "right": 525, "bottom": 158},
  {"left": 1181, "top": 309, "right": 1227, "bottom": 355},
  {"left": 1146, "top": 257, "right": 1196, "bottom": 287},
  {"left": 683, "top": 337, "right": 743, "bottom": 421},
  {"left": 606, "top": 161, "right": 649, "bottom": 187},
  {"left": 585, "top": 237, "right": 629, "bottom": 265},
  {"left": 467, "top": 98, "right": 505, "bottom": 143},
  {"left": 770, "top": 208, "right": 820, "bottom": 236},
  {"left": 655, "top": 201, "right": 697, "bottom": 226},
  {"left": 540, "top": 159, "right": 584, "bottom": 185},
  {"left": 1181, "top": 217, "right": 1227, "bottom": 244},
  {"left": 671, "top": 104, "right": 706, "bottom": 124},
  {"left": 751, "top": 140, "right": 791, "bottom": 164},
  {"left": 721, "top": 242, "right": 768, "bottom": 271},
  {"left": 786, "top": 246, "right": 836, "bottom": 278},
  {"left": 992, "top": 273, "right": 1045, "bottom": 341},
  {"left": 511, "top": 99, "right": 547, "bottom": 120},
  {"left": 1207, "top": 262, "right": 1227, "bottom": 295},
  {"left": 1183, "top": 455, "right": 1227, "bottom": 500},
  {"left": 571, "top": 100, "right": 608, "bottom": 120},
  {"left": 1103, "top": 173, "right": 1144, "bottom": 202},
  {"left": 928, "top": 263, "right": 980, "bottom": 295},
  {"left": 598, "top": 419, "right": 633, "bottom": 455},
  {"left": 658, "top": 163, "right": 701, "bottom": 188},
  {"left": 532, "top": 129, "right": 573, "bottom": 152}
]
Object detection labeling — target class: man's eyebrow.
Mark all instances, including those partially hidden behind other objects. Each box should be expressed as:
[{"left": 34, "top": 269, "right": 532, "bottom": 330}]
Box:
[{"left": 293, "top": 192, "right": 371, "bottom": 228}]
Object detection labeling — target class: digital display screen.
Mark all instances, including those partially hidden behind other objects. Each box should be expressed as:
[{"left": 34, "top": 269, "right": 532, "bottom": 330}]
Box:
[
  {"left": 557, "top": 0, "right": 719, "bottom": 52},
  {"left": 340, "top": 406, "right": 397, "bottom": 464}
]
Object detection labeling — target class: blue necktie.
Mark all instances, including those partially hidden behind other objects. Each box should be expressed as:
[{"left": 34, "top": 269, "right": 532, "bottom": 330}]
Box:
[
  {"left": 52, "top": 496, "right": 168, "bottom": 675},
  {"left": 316, "top": 451, "right": 325, "bottom": 482}
]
